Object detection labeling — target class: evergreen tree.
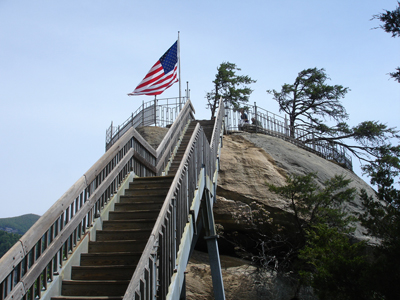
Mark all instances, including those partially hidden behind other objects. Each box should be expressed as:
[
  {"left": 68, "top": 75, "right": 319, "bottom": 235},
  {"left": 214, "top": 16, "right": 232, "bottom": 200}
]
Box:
[
  {"left": 359, "top": 145, "right": 400, "bottom": 299},
  {"left": 298, "top": 224, "right": 369, "bottom": 300},
  {"left": 268, "top": 173, "right": 373, "bottom": 299},
  {"left": 268, "top": 173, "right": 357, "bottom": 247},
  {"left": 267, "top": 68, "right": 349, "bottom": 138},
  {"left": 206, "top": 62, "right": 256, "bottom": 119},
  {"left": 372, "top": 1, "right": 400, "bottom": 83},
  {"left": 267, "top": 68, "right": 399, "bottom": 163}
]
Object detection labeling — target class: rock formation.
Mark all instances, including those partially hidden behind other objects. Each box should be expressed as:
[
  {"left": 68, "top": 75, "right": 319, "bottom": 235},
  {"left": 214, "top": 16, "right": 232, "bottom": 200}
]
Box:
[{"left": 186, "top": 132, "right": 376, "bottom": 300}]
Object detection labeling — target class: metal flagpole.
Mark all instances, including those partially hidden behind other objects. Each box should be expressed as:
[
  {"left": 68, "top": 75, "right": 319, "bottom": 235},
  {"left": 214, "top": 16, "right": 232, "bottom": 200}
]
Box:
[
  {"left": 178, "top": 31, "right": 181, "bottom": 111},
  {"left": 154, "top": 95, "right": 157, "bottom": 126}
]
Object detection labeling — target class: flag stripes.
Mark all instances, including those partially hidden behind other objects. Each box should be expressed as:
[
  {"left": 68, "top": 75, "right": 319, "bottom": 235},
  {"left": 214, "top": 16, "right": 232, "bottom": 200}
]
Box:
[{"left": 129, "top": 41, "right": 178, "bottom": 96}]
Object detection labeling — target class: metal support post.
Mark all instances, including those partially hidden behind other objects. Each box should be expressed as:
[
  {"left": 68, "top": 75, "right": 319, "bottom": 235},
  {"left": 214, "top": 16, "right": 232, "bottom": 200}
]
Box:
[{"left": 203, "top": 190, "right": 225, "bottom": 300}]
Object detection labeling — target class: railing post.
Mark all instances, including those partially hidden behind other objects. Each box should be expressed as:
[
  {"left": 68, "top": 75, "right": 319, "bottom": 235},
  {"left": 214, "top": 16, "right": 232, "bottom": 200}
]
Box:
[
  {"left": 203, "top": 189, "right": 225, "bottom": 300},
  {"left": 312, "top": 129, "right": 316, "bottom": 150},
  {"left": 254, "top": 102, "right": 258, "bottom": 133},
  {"left": 284, "top": 114, "right": 288, "bottom": 137},
  {"left": 142, "top": 100, "right": 144, "bottom": 126}
]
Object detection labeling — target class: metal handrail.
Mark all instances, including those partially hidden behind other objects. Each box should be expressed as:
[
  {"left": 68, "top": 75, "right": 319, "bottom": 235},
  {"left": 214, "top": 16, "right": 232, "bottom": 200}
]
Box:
[
  {"left": 105, "top": 97, "right": 188, "bottom": 151},
  {"left": 155, "top": 101, "right": 196, "bottom": 175},
  {"left": 225, "top": 102, "right": 353, "bottom": 170}
]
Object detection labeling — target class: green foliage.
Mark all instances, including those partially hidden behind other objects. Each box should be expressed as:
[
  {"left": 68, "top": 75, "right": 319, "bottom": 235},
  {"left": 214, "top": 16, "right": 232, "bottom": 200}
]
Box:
[
  {"left": 358, "top": 144, "right": 400, "bottom": 299},
  {"left": 372, "top": 1, "right": 400, "bottom": 38},
  {"left": 267, "top": 68, "right": 400, "bottom": 163},
  {"left": 298, "top": 224, "right": 369, "bottom": 300},
  {"left": 267, "top": 173, "right": 374, "bottom": 299},
  {"left": 352, "top": 121, "right": 399, "bottom": 146},
  {"left": 359, "top": 145, "right": 400, "bottom": 240},
  {"left": 372, "top": 1, "right": 400, "bottom": 83},
  {"left": 389, "top": 67, "right": 400, "bottom": 83},
  {"left": 267, "top": 173, "right": 357, "bottom": 242},
  {"left": 206, "top": 61, "right": 256, "bottom": 119},
  {"left": 0, "top": 214, "right": 39, "bottom": 258},
  {"left": 0, "top": 231, "right": 21, "bottom": 258},
  {"left": 267, "top": 67, "right": 349, "bottom": 138},
  {"left": 0, "top": 214, "right": 40, "bottom": 235}
]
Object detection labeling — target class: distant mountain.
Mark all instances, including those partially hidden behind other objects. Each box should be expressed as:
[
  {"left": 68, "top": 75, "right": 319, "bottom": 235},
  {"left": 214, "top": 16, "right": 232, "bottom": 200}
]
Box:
[
  {"left": 0, "top": 214, "right": 40, "bottom": 235},
  {"left": 0, "top": 214, "right": 40, "bottom": 259}
]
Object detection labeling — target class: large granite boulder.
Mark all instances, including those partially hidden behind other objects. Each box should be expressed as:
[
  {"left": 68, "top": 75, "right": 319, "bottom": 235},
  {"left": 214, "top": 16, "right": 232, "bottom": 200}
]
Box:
[{"left": 186, "top": 132, "right": 376, "bottom": 299}]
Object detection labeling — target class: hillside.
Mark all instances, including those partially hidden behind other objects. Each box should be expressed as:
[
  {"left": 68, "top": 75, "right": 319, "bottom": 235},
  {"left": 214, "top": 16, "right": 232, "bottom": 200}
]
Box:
[
  {"left": 0, "top": 214, "right": 40, "bottom": 258},
  {"left": 0, "top": 214, "right": 40, "bottom": 234},
  {"left": 0, "top": 231, "right": 21, "bottom": 258}
]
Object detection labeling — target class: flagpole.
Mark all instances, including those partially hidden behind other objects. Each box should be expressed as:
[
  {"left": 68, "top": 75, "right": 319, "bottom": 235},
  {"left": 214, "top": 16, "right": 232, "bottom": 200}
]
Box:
[
  {"left": 178, "top": 31, "right": 181, "bottom": 111},
  {"left": 154, "top": 95, "right": 157, "bottom": 126}
]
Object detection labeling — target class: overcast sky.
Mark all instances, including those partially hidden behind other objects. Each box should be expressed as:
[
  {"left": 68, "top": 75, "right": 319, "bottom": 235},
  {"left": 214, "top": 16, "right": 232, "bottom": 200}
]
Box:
[{"left": 0, "top": 1, "right": 399, "bottom": 218}]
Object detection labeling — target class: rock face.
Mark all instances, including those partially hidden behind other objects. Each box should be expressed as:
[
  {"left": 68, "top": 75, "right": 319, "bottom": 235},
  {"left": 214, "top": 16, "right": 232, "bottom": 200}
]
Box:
[
  {"left": 186, "top": 132, "right": 376, "bottom": 300},
  {"left": 135, "top": 126, "right": 169, "bottom": 150},
  {"left": 186, "top": 251, "right": 313, "bottom": 300},
  {"left": 216, "top": 133, "right": 376, "bottom": 240}
]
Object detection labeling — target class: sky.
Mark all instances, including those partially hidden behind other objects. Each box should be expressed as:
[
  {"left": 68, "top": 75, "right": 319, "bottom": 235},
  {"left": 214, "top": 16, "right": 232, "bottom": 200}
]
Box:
[{"left": 0, "top": 1, "right": 399, "bottom": 218}]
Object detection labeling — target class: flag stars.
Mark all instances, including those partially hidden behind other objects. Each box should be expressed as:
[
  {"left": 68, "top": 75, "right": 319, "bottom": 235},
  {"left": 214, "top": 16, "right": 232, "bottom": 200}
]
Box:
[{"left": 129, "top": 41, "right": 178, "bottom": 96}]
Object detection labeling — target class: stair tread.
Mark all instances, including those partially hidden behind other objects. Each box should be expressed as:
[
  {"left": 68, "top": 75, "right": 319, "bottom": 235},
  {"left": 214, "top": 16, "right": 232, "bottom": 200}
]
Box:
[
  {"left": 81, "top": 252, "right": 142, "bottom": 256},
  {"left": 120, "top": 195, "right": 165, "bottom": 199},
  {"left": 103, "top": 220, "right": 155, "bottom": 223},
  {"left": 63, "top": 280, "right": 130, "bottom": 283},
  {"left": 110, "top": 209, "right": 159, "bottom": 212},
  {"left": 51, "top": 296, "right": 124, "bottom": 300},
  {"left": 131, "top": 176, "right": 174, "bottom": 182},
  {"left": 118, "top": 201, "right": 165, "bottom": 204},
  {"left": 73, "top": 265, "right": 134, "bottom": 269},
  {"left": 99, "top": 228, "right": 152, "bottom": 231},
  {"left": 90, "top": 239, "right": 146, "bottom": 242}
]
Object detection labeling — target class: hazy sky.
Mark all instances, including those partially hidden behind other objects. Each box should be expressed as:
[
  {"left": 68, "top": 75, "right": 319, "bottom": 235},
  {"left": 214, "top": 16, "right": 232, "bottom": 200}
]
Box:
[{"left": 0, "top": 1, "right": 399, "bottom": 218}]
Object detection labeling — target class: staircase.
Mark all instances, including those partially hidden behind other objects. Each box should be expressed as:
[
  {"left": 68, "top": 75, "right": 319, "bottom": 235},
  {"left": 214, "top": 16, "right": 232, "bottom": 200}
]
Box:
[
  {"left": 169, "top": 120, "right": 214, "bottom": 175},
  {"left": 51, "top": 176, "right": 174, "bottom": 300},
  {"left": 51, "top": 120, "right": 215, "bottom": 300}
]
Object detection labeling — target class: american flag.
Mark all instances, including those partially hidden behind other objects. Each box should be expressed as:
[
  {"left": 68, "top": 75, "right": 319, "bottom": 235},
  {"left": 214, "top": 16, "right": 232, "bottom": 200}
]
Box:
[{"left": 129, "top": 41, "right": 178, "bottom": 96}]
